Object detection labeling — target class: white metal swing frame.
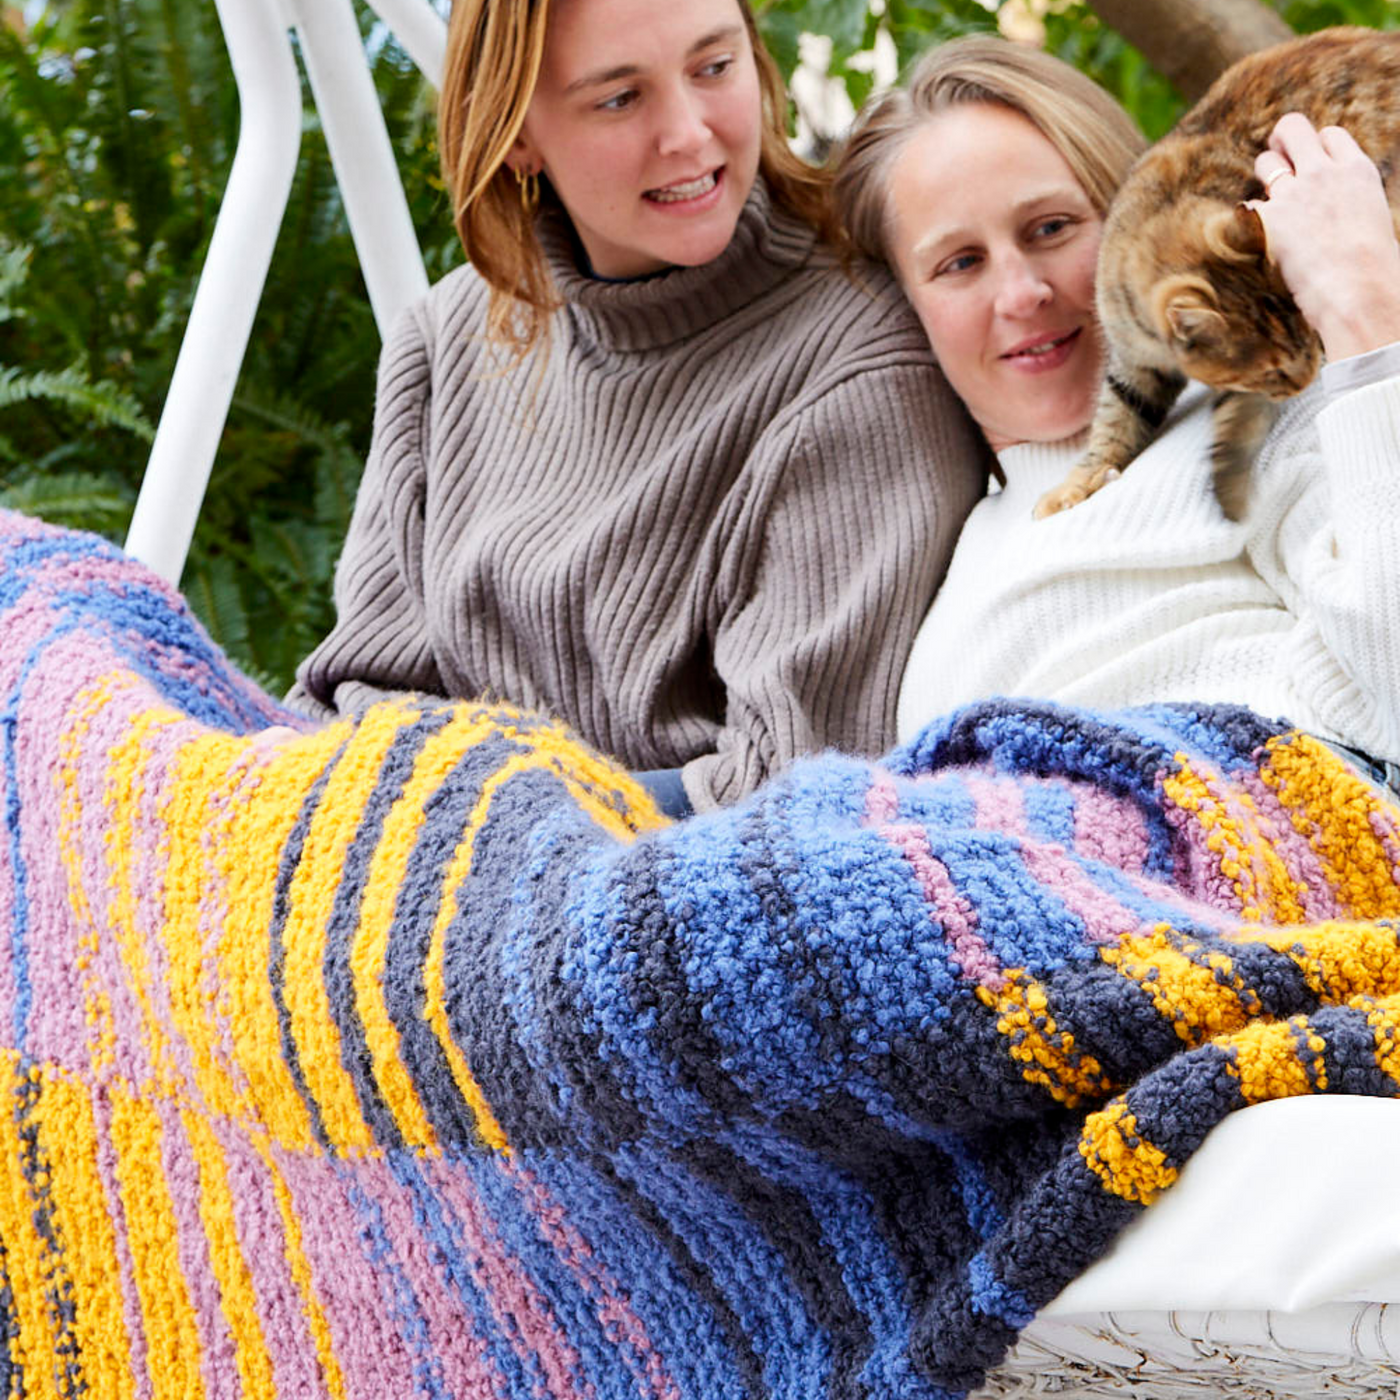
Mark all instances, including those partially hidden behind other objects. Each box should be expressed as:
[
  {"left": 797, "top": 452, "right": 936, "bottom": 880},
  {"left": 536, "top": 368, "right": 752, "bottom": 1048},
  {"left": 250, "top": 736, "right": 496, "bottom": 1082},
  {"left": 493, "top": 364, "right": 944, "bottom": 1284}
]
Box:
[{"left": 123, "top": 0, "right": 447, "bottom": 585}]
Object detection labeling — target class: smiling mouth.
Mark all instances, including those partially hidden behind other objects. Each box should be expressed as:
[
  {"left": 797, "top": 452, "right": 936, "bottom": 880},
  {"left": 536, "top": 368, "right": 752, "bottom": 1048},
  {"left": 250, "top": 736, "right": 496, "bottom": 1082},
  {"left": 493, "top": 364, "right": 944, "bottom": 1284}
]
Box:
[
  {"left": 1002, "top": 328, "right": 1079, "bottom": 360},
  {"left": 645, "top": 170, "right": 719, "bottom": 204}
]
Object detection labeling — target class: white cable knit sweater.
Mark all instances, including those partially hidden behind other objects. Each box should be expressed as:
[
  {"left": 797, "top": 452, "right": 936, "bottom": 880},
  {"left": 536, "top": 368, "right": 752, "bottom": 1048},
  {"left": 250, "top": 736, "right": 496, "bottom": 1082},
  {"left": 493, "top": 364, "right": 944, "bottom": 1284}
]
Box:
[{"left": 898, "top": 367, "right": 1400, "bottom": 765}]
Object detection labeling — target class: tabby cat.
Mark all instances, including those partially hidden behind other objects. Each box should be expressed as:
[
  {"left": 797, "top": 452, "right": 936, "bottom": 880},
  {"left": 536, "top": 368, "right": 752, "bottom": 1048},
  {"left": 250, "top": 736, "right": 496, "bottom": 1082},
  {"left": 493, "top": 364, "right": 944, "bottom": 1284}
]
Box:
[{"left": 1034, "top": 26, "right": 1400, "bottom": 521}]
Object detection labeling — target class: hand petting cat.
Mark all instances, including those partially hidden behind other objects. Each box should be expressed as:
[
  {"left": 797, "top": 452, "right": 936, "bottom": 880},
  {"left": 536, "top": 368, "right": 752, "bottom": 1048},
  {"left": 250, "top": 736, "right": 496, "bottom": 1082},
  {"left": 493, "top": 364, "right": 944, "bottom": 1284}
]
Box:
[{"left": 1249, "top": 112, "right": 1400, "bottom": 363}]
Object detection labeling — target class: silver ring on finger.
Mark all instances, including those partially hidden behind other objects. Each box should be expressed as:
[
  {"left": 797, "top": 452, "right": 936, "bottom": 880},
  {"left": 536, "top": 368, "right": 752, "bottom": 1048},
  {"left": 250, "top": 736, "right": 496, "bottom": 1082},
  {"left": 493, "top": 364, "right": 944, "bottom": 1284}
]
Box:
[{"left": 1263, "top": 164, "right": 1294, "bottom": 193}]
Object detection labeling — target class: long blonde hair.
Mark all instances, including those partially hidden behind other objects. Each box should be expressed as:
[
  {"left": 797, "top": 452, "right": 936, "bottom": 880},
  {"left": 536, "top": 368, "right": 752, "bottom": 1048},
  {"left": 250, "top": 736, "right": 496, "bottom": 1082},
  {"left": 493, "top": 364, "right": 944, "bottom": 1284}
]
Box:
[
  {"left": 834, "top": 35, "right": 1146, "bottom": 267},
  {"left": 438, "top": 0, "right": 840, "bottom": 360}
]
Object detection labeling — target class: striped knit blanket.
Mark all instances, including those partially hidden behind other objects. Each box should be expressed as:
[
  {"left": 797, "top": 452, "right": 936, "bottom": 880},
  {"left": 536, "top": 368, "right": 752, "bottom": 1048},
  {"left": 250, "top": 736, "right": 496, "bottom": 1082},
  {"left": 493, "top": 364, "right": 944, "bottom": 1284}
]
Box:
[{"left": 5, "top": 505, "right": 1400, "bottom": 1400}]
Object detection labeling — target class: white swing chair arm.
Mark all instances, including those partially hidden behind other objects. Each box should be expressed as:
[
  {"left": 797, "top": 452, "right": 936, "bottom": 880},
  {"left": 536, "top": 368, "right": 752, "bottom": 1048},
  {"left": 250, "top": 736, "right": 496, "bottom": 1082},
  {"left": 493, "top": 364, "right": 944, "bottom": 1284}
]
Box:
[{"left": 126, "top": 0, "right": 445, "bottom": 587}]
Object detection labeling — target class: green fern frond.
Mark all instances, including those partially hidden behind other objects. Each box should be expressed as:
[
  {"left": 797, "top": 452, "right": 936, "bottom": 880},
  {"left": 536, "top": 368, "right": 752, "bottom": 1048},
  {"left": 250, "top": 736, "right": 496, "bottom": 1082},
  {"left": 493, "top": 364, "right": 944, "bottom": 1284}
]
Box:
[
  {"left": 312, "top": 436, "right": 363, "bottom": 528},
  {"left": 0, "top": 364, "right": 155, "bottom": 439},
  {"left": 228, "top": 380, "right": 357, "bottom": 461},
  {"left": 250, "top": 514, "right": 339, "bottom": 587},
  {"left": 0, "top": 469, "right": 134, "bottom": 533},
  {"left": 0, "top": 244, "right": 32, "bottom": 321},
  {"left": 182, "top": 552, "right": 252, "bottom": 657}
]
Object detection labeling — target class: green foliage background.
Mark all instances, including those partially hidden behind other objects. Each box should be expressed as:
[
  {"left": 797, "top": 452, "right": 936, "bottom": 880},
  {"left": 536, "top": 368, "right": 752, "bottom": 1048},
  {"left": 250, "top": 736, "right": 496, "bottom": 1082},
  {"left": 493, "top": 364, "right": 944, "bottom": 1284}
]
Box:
[{"left": 0, "top": 0, "right": 1392, "bottom": 690}]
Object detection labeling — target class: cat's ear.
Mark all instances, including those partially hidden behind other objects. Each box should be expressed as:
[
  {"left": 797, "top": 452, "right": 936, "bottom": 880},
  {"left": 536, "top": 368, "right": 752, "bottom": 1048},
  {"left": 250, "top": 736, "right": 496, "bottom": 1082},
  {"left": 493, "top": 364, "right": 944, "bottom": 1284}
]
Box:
[
  {"left": 1202, "top": 204, "right": 1267, "bottom": 264},
  {"left": 1152, "top": 274, "right": 1227, "bottom": 349},
  {"left": 1165, "top": 301, "right": 1227, "bottom": 348}
]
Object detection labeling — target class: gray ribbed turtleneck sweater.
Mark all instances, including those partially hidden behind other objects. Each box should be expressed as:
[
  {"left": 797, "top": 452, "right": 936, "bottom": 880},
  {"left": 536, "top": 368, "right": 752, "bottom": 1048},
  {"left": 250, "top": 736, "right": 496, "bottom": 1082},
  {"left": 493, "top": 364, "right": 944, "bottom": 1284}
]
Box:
[{"left": 290, "top": 179, "right": 986, "bottom": 810}]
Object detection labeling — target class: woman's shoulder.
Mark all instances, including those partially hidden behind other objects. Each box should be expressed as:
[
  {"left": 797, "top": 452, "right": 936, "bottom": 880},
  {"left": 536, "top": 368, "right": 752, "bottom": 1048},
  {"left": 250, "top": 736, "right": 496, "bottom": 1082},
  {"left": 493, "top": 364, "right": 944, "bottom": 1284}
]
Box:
[
  {"left": 787, "top": 250, "right": 936, "bottom": 362},
  {"left": 413, "top": 262, "right": 491, "bottom": 340}
]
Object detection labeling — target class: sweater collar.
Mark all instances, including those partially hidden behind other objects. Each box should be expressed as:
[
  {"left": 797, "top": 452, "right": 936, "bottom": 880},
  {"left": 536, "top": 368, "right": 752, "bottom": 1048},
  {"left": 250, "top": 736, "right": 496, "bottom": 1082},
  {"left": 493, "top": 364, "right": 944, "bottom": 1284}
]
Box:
[
  {"left": 536, "top": 176, "right": 818, "bottom": 353},
  {"left": 989, "top": 380, "right": 1213, "bottom": 507},
  {"left": 989, "top": 434, "right": 1088, "bottom": 508}
]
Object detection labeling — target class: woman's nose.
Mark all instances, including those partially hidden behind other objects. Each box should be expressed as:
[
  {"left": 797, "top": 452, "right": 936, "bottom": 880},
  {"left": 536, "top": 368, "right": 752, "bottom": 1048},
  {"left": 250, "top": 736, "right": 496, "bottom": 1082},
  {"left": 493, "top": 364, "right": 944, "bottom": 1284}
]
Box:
[
  {"left": 655, "top": 85, "right": 710, "bottom": 157},
  {"left": 993, "top": 257, "right": 1053, "bottom": 318}
]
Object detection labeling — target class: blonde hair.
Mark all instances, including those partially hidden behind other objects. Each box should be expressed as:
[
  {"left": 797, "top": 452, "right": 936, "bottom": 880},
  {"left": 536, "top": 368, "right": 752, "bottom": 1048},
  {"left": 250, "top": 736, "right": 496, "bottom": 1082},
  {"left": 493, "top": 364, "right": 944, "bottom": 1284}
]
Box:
[
  {"left": 438, "top": 0, "right": 840, "bottom": 360},
  {"left": 833, "top": 35, "right": 1146, "bottom": 267}
]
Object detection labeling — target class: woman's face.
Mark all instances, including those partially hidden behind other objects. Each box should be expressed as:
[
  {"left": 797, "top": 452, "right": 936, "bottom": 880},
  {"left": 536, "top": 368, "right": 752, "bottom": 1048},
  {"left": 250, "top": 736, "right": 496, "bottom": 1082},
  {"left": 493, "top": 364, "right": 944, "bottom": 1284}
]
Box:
[
  {"left": 885, "top": 102, "right": 1104, "bottom": 450},
  {"left": 515, "top": 0, "right": 763, "bottom": 279}
]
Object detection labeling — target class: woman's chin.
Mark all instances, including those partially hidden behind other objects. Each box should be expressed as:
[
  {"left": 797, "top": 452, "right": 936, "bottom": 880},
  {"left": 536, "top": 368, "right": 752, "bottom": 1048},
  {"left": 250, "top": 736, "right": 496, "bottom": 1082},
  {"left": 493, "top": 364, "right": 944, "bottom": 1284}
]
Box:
[
  {"left": 987, "top": 414, "right": 1094, "bottom": 452},
  {"left": 1027, "top": 400, "right": 1096, "bottom": 446}
]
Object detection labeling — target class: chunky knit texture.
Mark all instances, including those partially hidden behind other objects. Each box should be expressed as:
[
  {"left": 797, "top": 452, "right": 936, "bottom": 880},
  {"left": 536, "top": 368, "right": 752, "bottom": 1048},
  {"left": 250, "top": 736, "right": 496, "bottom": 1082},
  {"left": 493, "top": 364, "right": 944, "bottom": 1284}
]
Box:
[
  {"left": 899, "top": 372, "right": 1400, "bottom": 768},
  {"left": 9, "top": 507, "right": 1400, "bottom": 1399},
  {"left": 290, "top": 178, "right": 986, "bottom": 813}
]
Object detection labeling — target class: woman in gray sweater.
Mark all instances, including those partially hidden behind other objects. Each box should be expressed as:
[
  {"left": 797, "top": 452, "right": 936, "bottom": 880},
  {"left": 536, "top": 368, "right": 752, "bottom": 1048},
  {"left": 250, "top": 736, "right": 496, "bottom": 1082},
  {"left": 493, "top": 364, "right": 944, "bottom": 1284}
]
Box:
[{"left": 290, "top": 0, "right": 985, "bottom": 814}]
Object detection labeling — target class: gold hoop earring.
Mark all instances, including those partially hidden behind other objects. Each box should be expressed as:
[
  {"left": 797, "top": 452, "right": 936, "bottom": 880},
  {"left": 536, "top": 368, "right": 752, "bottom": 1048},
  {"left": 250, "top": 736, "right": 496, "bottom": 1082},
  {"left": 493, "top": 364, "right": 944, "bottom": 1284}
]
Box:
[{"left": 515, "top": 166, "right": 540, "bottom": 219}]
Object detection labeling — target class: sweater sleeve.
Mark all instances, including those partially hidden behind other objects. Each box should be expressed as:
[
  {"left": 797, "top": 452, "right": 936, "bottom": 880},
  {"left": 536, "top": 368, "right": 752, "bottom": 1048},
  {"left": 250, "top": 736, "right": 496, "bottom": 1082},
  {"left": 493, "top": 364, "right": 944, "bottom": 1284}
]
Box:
[
  {"left": 680, "top": 362, "right": 984, "bottom": 812},
  {"left": 288, "top": 306, "right": 446, "bottom": 719},
  {"left": 1246, "top": 373, "right": 1400, "bottom": 763}
]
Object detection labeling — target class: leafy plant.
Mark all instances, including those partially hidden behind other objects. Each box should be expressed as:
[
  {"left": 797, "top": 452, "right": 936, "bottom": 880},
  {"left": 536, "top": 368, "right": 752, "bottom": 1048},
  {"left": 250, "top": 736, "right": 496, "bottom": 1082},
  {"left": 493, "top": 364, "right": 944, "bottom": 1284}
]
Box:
[{"left": 0, "top": 0, "right": 455, "bottom": 691}]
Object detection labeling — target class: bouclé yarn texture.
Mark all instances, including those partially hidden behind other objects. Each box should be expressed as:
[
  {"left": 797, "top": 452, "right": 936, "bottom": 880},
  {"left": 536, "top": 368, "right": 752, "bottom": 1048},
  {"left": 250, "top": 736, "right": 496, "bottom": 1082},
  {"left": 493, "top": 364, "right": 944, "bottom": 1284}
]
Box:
[{"left": 4, "top": 507, "right": 1400, "bottom": 1397}]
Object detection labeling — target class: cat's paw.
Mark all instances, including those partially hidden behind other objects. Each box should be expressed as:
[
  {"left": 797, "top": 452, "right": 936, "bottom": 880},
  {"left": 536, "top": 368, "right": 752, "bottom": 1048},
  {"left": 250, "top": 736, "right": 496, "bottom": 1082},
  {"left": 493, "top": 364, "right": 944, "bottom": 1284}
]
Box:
[
  {"left": 1032, "top": 467, "right": 1121, "bottom": 520},
  {"left": 1032, "top": 480, "right": 1091, "bottom": 519}
]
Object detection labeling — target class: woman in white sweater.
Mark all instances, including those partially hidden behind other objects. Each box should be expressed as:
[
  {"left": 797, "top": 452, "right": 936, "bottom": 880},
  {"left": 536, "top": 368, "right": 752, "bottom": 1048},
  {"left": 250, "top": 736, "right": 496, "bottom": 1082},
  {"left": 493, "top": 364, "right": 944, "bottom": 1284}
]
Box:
[{"left": 834, "top": 36, "right": 1400, "bottom": 791}]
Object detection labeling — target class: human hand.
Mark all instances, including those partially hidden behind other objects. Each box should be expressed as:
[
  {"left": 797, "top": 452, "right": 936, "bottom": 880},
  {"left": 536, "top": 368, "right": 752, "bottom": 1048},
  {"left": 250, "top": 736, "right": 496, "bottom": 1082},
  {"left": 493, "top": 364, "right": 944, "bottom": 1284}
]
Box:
[{"left": 1248, "top": 112, "right": 1400, "bottom": 362}]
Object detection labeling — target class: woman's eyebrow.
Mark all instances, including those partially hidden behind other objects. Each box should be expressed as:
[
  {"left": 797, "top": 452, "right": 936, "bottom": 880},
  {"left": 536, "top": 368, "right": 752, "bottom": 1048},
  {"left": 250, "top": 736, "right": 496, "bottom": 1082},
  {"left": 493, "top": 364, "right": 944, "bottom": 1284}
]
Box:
[{"left": 562, "top": 25, "right": 743, "bottom": 96}]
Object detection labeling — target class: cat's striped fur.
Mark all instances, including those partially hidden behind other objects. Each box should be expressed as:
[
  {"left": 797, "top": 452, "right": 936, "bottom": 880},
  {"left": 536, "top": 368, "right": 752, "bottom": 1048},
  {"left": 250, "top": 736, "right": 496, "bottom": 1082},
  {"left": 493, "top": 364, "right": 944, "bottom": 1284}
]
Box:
[{"left": 1035, "top": 26, "right": 1400, "bottom": 521}]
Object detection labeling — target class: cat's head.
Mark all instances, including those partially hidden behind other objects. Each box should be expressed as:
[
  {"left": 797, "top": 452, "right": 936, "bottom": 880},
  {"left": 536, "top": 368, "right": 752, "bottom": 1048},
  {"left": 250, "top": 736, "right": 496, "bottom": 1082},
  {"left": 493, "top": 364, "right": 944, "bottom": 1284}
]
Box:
[{"left": 1145, "top": 202, "right": 1321, "bottom": 398}]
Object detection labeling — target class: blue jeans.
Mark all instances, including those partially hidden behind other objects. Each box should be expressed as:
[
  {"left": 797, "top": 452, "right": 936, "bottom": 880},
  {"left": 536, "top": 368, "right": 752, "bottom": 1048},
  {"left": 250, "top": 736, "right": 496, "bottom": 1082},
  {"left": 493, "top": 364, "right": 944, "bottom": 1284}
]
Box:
[{"left": 632, "top": 767, "right": 694, "bottom": 819}]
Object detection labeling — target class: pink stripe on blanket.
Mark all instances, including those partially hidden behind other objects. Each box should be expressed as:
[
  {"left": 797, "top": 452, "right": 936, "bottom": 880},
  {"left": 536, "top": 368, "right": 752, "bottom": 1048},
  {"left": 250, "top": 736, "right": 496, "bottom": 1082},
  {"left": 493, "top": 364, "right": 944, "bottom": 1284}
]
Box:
[
  {"left": 1236, "top": 772, "right": 1344, "bottom": 922},
  {"left": 507, "top": 1157, "right": 684, "bottom": 1400},
  {"left": 47, "top": 669, "right": 183, "bottom": 1086},
  {"left": 864, "top": 774, "right": 899, "bottom": 827},
  {"left": 275, "top": 1153, "right": 424, "bottom": 1400},
  {"left": 1015, "top": 841, "right": 1140, "bottom": 945},
  {"left": 1071, "top": 782, "right": 1150, "bottom": 874},
  {"left": 25, "top": 649, "right": 171, "bottom": 1077},
  {"left": 426, "top": 1157, "right": 597, "bottom": 1399},
  {"left": 32, "top": 545, "right": 184, "bottom": 606},
  {"left": 1371, "top": 802, "right": 1400, "bottom": 887},
  {"left": 209, "top": 1121, "right": 336, "bottom": 1400},
  {"left": 865, "top": 778, "right": 1004, "bottom": 991},
  {"left": 30, "top": 548, "right": 293, "bottom": 725},
  {"left": 966, "top": 773, "right": 1028, "bottom": 838},
  {"left": 151, "top": 1096, "right": 245, "bottom": 1400},
  {"left": 359, "top": 1155, "right": 531, "bottom": 1400}
]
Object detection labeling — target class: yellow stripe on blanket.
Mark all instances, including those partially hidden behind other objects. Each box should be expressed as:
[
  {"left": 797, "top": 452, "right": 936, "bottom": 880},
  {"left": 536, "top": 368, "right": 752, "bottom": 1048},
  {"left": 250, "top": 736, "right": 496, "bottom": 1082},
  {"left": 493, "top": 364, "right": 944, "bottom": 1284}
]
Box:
[
  {"left": 184, "top": 1110, "right": 278, "bottom": 1399},
  {"left": 108, "top": 1092, "right": 206, "bottom": 1400},
  {"left": 1363, "top": 995, "right": 1400, "bottom": 1090},
  {"left": 284, "top": 704, "right": 426, "bottom": 1153},
  {"left": 977, "top": 969, "right": 1112, "bottom": 1107},
  {"left": 105, "top": 708, "right": 191, "bottom": 1096},
  {"left": 1078, "top": 1099, "right": 1177, "bottom": 1205},
  {"left": 420, "top": 746, "right": 548, "bottom": 1156},
  {"left": 37, "top": 1067, "right": 135, "bottom": 1400},
  {"left": 1225, "top": 1015, "right": 1327, "bottom": 1102},
  {"left": 0, "top": 1062, "right": 69, "bottom": 1399},
  {"left": 1161, "top": 758, "right": 1303, "bottom": 924},
  {"left": 157, "top": 719, "right": 303, "bottom": 1126},
  {"left": 353, "top": 705, "right": 506, "bottom": 1153},
  {"left": 177, "top": 724, "right": 348, "bottom": 1152},
  {"left": 1102, "top": 925, "right": 1262, "bottom": 1045},
  {"left": 1261, "top": 733, "right": 1400, "bottom": 920},
  {"left": 1241, "top": 920, "right": 1400, "bottom": 1002}
]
